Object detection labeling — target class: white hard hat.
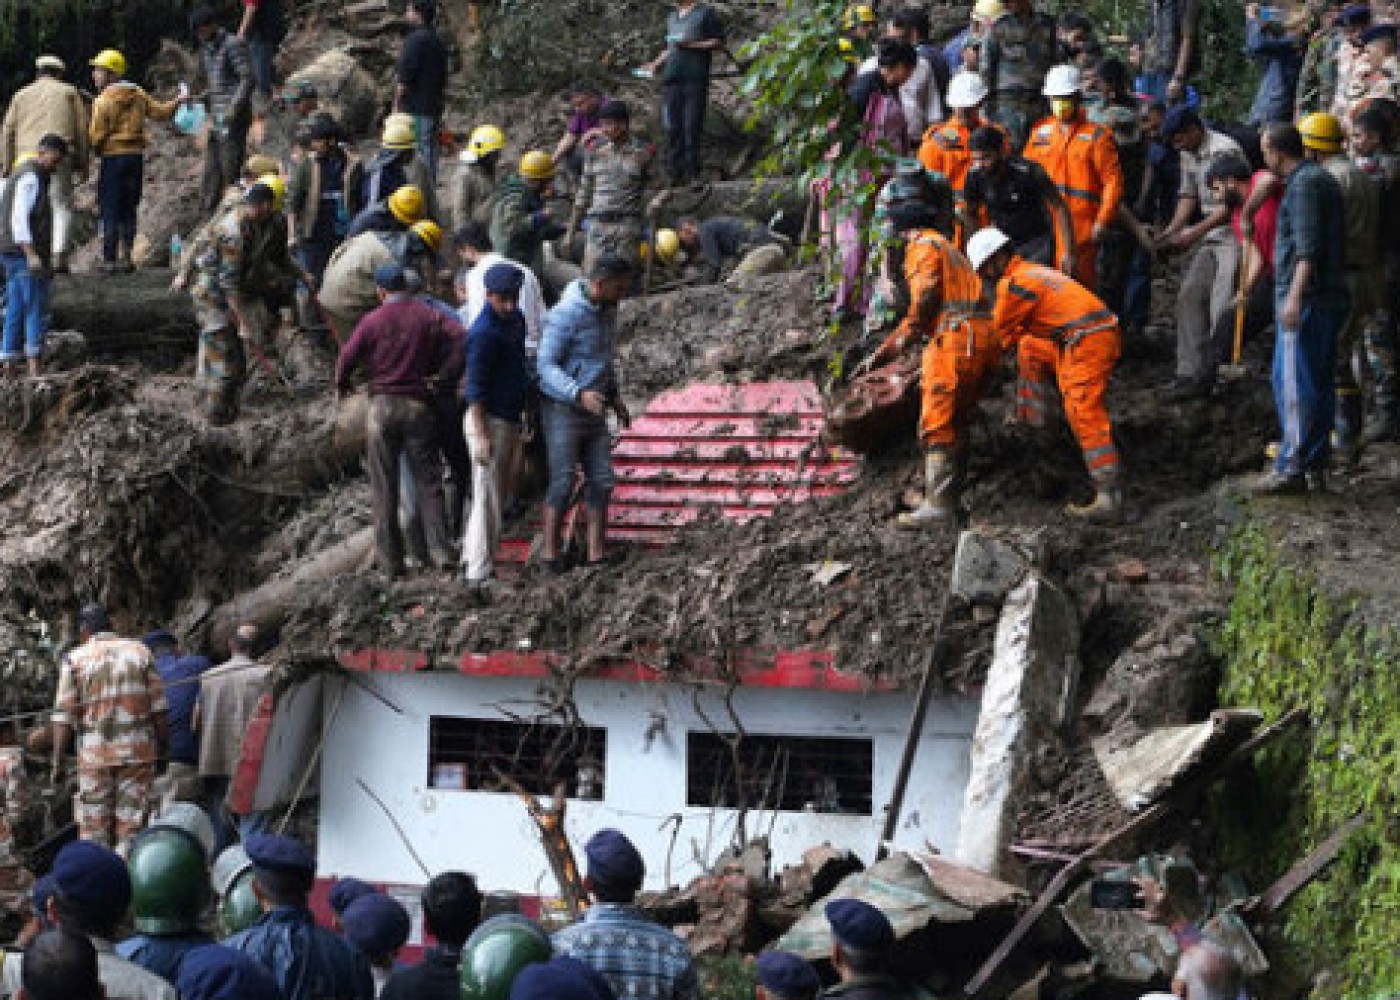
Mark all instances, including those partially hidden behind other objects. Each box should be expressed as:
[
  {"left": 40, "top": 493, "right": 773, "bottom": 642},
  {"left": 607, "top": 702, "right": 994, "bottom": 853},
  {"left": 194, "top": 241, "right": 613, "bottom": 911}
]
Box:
[
  {"left": 967, "top": 227, "right": 1012, "bottom": 272},
  {"left": 1042, "top": 64, "right": 1083, "bottom": 98},
  {"left": 947, "top": 72, "right": 989, "bottom": 110},
  {"left": 210, "top": 844, "right": 253, "bottom": 896},
  {"left": 973, "top": 0, "right": 1005, "bottom": 21}
]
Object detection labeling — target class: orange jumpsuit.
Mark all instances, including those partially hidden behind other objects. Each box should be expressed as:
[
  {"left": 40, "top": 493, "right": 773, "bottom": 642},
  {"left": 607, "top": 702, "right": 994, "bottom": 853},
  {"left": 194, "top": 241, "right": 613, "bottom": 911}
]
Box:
[
  {"left": 993, "top": 256, "right": 1121, "bottom": 477},
  {"left": 879, "top": 229, "right": 1000, "bottom": 448},
  {"left": 1021, "top": 110, "right": 1122, "bottom": 291},
  {"left": 917, "top": 116, "right": 1009, "bottom": 234}
]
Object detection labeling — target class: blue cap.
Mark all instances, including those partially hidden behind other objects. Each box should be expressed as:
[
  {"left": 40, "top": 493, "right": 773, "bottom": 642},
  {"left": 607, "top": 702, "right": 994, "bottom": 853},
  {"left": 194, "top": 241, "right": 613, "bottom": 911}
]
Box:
[
  {"left": 1361, "top": 23, "right": 1396, "bottom": 43},
  {"left": 177, "top": 944, "right": 283, "bottom": 1000},
  {"left": 584, "top": 829, "right": 644, "bottom": 891},
  {"left": 244, "top": 833, "right": 316, "bottom": 875},
  {"left": 142, "top": 628, "right": 177, "bottom": 649},
  {"left": 328, "top": 876, "right": 377, "bottom": 915},
  {"left": 341, "top": 892, "right": 411, "bottom": 957},
  {"left": 756, "top": 952, "right": 821, "bottom": 999},
  {"left": 51, "top": 841, "right": 131, "bottom": 917},
  {"left": 483, "top": 263, "right": 525, "bottom": 295},
  {"left": 1160, "top": 105, "right": 1202, "bottom": 138},
  {"left": 510, "top": 956, "right": 617, "bottom": 1000},
  {"left": 373, "top": 261, "right": 408, "bottom": 291},
  {"left": 824, "top": 899, "right": 894, "bottom": 953},
  {"left": 1338, "top": 4, "right": 1372, "bottom": 25}
]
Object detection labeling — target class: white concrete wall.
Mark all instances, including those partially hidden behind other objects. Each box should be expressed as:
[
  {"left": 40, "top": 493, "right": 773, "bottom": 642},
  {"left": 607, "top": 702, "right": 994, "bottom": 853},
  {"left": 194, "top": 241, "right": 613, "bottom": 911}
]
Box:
[{"left": 317, "top": 671, "right": 979, "bottom": 892}]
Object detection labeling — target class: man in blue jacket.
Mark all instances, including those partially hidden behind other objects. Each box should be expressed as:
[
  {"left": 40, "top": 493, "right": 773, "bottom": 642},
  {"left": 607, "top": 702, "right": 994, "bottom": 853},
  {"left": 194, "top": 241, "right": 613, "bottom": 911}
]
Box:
[
  {"left": 225, "top": 834, "right": 374, "bottom": 1000},
  {"left": 462, "top": 263, "right": 531, "bottom": 594},
  {"left": 537, "top": 255, "right": 634, "bottom": 572}
]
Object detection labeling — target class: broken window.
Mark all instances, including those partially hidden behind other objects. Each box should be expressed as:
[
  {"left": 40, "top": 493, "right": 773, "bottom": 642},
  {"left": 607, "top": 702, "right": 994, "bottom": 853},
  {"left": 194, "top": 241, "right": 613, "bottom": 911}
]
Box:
[
  {"left": 685, "top": 732, "right": 874, "bottom": 815},
  {"left": 428, "top": 716, "right": 606, "bottom": 799}
]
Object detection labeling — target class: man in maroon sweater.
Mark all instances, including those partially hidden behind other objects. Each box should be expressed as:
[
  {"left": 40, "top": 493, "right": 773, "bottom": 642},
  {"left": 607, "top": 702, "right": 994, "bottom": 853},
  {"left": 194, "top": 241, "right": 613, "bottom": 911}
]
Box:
[{"left": 335, "top": 262, "right": 463, "bottom": 578}]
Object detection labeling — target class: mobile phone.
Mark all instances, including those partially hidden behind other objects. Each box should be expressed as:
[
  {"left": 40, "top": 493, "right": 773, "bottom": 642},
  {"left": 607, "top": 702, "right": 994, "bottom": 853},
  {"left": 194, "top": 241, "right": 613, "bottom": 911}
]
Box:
[
  {"left": 1089, "top": 879, "right": 1145, "bottom": 910},
  {"left": 1258, "top": 6, "right": 1281, "bottom": 22}
]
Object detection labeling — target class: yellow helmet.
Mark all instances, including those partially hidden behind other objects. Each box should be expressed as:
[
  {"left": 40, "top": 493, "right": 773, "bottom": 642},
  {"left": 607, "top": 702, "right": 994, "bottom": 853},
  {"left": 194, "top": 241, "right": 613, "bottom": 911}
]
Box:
[
  {"left": 841, "top": 4, "right": 877, "bottom": 29},
  {"left": 381, "top": 113, "right": 417, "bottom": 150},
  {"left": 838, "top": 37, "right": 859, "bottom": 64},
  {"left": 255, "top": 173, "right": 286, "bottom": 211},
  {"left": 467, "top": 125, "right": 506, "bottom": 162},
  {"left": 654, "top": 228, "right": 681, "bottom": 264},
  {"left": 520, "top": 150, "right": 556, "bottom": 181},
  {"left": 388, "top": 184, "right": 426, "bottom": 225},
  {"left": 1298, "top": 112, "right": 1344, "bottom": 153},
  {"left": 12, "top": 152, "right": 34, "bottom": 171},
  {"left": 973, "top": 0, "right": 1005, "bottom": 22},
  {"left": 411, "top": 220, "right": 443, "bottom": 254},
  {"left": 90, "top": 49, "right": 127, "bottom": 77},
  {"left": 243, "top": 154, "right": 281, "bottom": 179}
]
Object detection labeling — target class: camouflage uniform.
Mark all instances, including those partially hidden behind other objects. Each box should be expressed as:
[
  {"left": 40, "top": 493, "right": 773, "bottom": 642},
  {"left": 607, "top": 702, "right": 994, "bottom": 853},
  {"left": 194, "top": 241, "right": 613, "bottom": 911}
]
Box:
[
  {"left": 53, "top": 633, "right": 167, "bottom": 852},
  {"left": 1297, "top": 28, "right": 1340, "bottom": 116},
  {"left": 1358, "top": 150, "right": 1400, "bottom": 432},
  {"left": 573, "top": 132, "right": 657, "bottom": 274},
  {"left": 979, "top": 8, "right": 1058, "bottom": 149}
]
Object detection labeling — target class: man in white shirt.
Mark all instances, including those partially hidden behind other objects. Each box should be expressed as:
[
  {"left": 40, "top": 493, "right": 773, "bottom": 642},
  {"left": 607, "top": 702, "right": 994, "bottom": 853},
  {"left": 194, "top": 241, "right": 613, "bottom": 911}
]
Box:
[
  {"left": 859, "top": 12, "right": 947, "bottom": 144},
  {"left": 453, "top": 221, "right": 545, "bottom": 356},
  {"left": 0, "top": 133, "right": 67, "bottom": 377}
]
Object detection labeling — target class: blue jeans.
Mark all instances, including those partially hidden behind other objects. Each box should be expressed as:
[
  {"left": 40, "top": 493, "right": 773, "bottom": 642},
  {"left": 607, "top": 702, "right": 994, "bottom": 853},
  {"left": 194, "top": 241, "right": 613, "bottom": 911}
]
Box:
[
  {"left": 1123, "top": 244, "right": 1153, "bottom": 330},
  {"left": 97, "top": 153, "right": 143, "bottom": 262},
  {"left": 542, "top": 397, "right": 614, "bottom": 509},
  {"left": 1273, "top": 301, "right": 1346, "bottom": 477},
  {"left": 412, "top": 115, "right": 439, "bottom": 189},
  {"left": 1, "top": 253, "right": 48, "bottom": 361},
  {"left": 247, "top": 37, "right": 278, "bottom": 105}
]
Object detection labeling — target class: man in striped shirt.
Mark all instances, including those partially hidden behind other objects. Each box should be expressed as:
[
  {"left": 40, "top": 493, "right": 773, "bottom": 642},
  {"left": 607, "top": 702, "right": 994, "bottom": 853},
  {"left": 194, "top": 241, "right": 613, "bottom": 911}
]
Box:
[
  {"left": 553, "top": 829, "right": 698, "bottom": 1000},
  {"left": 51, "top": 602, "right": 168, "bottom": 853}
]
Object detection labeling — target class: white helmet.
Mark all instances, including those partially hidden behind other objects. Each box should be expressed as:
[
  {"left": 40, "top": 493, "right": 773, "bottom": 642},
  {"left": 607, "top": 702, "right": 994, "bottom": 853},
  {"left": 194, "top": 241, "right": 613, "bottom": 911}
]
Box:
[
  {"left": 967, "top": 227, "right": 1012, "bottom": 272},
  {"left": 947, "top": 72, "right": 989, "bottom": 110},
  {"left": 973, "top": 0, "right": 1004, "bottom": 21},
  {"left": 1042, "top": 64, "right": 1083, "bottom": 98}
]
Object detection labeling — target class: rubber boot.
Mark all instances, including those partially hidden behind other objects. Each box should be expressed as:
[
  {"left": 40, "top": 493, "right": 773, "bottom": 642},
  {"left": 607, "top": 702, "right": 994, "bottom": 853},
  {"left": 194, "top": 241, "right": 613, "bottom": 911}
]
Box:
[
  {"left": 896, "top": 447, "right": 960, "bottom": 528},
  {"left": 117, "top": 243, "right": 134, "bottom": 274},
  {"left": 1067, "top": 466, "right": 1124, "bottom": 522},
  {"left": 1334, "top": 389, "right": 1364, "bottom": 466}
]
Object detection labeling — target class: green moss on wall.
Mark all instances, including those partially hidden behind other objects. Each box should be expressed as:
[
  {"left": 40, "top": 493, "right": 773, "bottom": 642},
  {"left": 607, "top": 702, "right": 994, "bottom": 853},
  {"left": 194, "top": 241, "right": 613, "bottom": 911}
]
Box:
[{"left": 1213, "top": 525, "right": 1400, "bottom": 998}]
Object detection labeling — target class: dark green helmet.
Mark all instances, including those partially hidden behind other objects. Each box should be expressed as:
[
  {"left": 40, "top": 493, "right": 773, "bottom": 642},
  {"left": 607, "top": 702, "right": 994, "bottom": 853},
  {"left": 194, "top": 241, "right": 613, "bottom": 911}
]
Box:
[
  {"left": 459, "top": 914, "right": 553, "bottom": 1000},
  {"left": 128, "top": 827, "right": 211, "bottom": 934},
  {"left": 220, "top": 867, "right": 263, "bottom": 937}
]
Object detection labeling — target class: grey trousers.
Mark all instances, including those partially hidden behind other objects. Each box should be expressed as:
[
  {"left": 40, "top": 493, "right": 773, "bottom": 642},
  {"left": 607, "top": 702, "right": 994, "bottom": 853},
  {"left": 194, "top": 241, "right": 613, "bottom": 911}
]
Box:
[
  {"left": 367, "top": 394, "right": 454, "bottom": 573},
  {"left": 1175, "top": 230, "right": 1240, "bottom": 381}
]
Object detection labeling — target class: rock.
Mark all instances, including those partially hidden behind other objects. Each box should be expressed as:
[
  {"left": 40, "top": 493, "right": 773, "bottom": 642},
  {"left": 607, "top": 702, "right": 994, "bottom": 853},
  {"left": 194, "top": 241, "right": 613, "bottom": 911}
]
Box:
[
  {"left": 1113, "top": 558, "right": 1150, "bottom": 583},
  {"left": 286, "top": 48, "right": 386, "bottom": 139},
  {"left": 950, "top": 530, "right": 1032, "bottom": 604},
  {"left": 1082, "top": 609, "right": 1217, "bottom": 735}
]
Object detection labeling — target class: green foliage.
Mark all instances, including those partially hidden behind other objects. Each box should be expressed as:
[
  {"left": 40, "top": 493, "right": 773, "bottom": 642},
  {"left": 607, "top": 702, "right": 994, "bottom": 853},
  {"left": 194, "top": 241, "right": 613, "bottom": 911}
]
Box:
[
  {"left": 1212, "top": 525, "right": 1400, "bottom": 998},
  {"left": 696, "top": 955, "right": 756, "bottom": 1000}
]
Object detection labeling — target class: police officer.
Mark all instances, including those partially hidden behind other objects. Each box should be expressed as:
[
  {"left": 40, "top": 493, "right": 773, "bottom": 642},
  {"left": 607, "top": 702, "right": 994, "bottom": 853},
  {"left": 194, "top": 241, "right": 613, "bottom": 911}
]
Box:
[
  {"left": 176, "top": 944, "right": 283, "bottom": 1000},
  {"left": 210, "top": 845, "right": 262, "bottom": 937},
  {"left": 224, "top": 834, "right": 375, "bottom": 1000},
  {"left": 380, "top": 872, "right": 482, "bottom": 1000},
  {"left": 756, "top": 952, "right": 821, "bottom": 1000},
  {"left": 117, "top": 825, "right": 215, "bottom": 983},
  {"left": 46, "top": 841, "right": 179, "bottom": 1000},
  {"left": 341, "top": 893, "right": 411, "bottom": 996},
  {"left": 510, "top": 956, "right": 617, "bottom": 1000},
  {"left": 328, "top": 877, "right": 377, "bottom": 927},
  {"left": 570, "top": 100, "right": 659, "bottom": 275},
  {"left": 820, "top": 900, "right": 910, "bottom": 1000}
]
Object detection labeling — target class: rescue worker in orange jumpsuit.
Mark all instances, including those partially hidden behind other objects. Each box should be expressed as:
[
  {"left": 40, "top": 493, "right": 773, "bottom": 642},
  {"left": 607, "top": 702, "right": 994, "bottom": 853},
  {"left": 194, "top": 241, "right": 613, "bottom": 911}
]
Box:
[
  {"left": 860, "top": 183, "right": 1001, "bottom": 526},
  {"left": 1021, "top": 65, "right": 1123, "bottom": 292},
  {"left": 968, "top": 226, "right": 1123, "bottom": 520},
  {"left": 917, "top": 71, "right": 1007, "bottom": 243}
]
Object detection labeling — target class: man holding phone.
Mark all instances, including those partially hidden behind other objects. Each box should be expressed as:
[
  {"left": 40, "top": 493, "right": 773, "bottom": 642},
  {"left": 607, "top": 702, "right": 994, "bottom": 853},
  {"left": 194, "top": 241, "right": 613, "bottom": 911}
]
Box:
[{"left": 1246, "top": 3, "right": 1307, "bottom": 126}]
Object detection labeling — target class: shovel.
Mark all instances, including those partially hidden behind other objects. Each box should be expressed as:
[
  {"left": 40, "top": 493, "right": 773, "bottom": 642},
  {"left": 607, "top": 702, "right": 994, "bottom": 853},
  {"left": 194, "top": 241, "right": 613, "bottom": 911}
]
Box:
[{"left": 1219, "top": 243, "right": 1252, "bottom": 381}]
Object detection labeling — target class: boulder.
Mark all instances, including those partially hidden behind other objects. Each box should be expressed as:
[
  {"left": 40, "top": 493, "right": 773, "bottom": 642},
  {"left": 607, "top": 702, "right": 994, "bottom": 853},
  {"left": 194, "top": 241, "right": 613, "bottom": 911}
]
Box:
[{"left": 286, "top": 48, "right": 386, "bottom": 139}]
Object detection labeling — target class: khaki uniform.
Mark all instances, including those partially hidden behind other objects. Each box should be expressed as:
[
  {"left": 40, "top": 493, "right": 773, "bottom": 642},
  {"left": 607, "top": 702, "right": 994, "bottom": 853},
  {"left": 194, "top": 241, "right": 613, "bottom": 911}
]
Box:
[
  {"left": 319, "top": 230, "right": 399, "bottom": 335},
  {"left": 53, "top": 633, "right": 167, "bottom": 851},
  {"left": 453, "top": 161, "right": 498, "bottom": 232},
  {"left": 979, "top": 9, "right": 1058, "bottom": 148},
  {"left": 573, "top": 132, "right": 656, "bottom": 273},
  {"left": 1, "top": 75, "right": 89, "bottom": 259}
]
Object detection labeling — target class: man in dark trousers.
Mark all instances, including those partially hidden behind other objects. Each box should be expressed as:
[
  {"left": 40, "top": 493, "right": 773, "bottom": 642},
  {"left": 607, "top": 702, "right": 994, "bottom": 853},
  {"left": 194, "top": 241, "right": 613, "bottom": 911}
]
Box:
[
  {"left": 140, "top": 628, "right": 209, "bottom": 811},
  {"left": 395, "top": 0, "right": 449, "bottom": 187},
  {"left": 335, "top": 261, "right": 463, "bottom": 578},
  {"left": 380, "top": 872, "right": 483, "bottom": 1000},
  {"left": 237, "top": 0, "right": 286, "bottom": 114},
  {"left": 643, "top": 0, "right": 726, "bottom": 184},
  {"left": 819, "top": 900, "right": 912, "bottom": 1000},
  {"left": 193, "top": 6, "right": 255, "bottom": 214}
]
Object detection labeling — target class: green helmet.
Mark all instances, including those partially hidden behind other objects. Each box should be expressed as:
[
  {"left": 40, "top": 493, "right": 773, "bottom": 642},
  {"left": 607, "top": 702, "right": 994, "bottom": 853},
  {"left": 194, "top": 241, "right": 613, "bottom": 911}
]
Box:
[
  {"left": 459, "top": 915, "right": 552, "bottom": 1000},
  {"left": 128, "top": 827, "right": 211, "bottom": 934},
  {"left": 220, "top": 867, "right": 263, "bottom": 937}
]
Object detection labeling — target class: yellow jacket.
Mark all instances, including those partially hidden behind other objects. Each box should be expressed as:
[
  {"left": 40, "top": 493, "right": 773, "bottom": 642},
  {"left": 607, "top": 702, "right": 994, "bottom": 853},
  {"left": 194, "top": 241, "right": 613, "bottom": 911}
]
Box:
[{"left": 89, "top": 82, "right": 178, "bottom": 158}]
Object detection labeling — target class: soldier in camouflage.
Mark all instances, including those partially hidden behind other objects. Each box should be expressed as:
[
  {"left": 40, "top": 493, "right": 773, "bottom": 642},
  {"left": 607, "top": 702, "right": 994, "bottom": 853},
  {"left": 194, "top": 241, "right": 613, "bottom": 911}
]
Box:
[
  {"left": 189, "top": 181, "right": 293, "bottom": 424},
  {"left": 571, "top": 99, "right": 659, "bottom": 275},
  {"left": 51, "top": 603, "right": 168, "bottom": 854},
  {"left": 978, "top": 0, "right": 1058, "bottom": 149}
]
